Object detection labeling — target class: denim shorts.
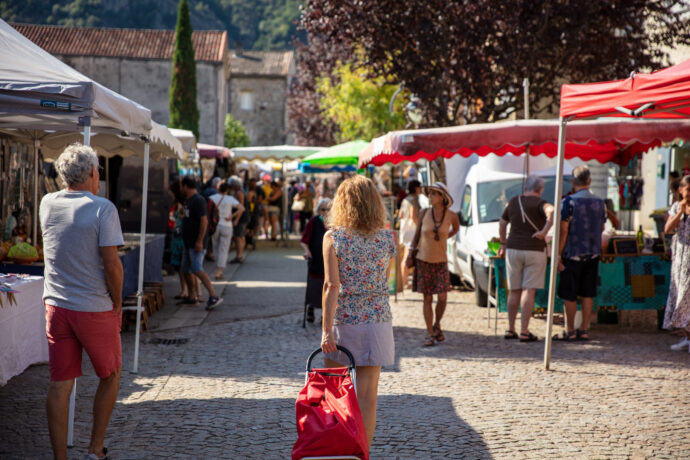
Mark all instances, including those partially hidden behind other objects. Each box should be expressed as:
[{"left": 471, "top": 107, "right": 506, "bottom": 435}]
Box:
[{"left": 182, "top": 247, "right": 205, "bottom": 273}]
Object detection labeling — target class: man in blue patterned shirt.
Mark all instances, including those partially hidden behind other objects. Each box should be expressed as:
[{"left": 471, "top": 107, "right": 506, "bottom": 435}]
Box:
[{"left": 555, "top": 165, "right": 606, "bottom": 341}]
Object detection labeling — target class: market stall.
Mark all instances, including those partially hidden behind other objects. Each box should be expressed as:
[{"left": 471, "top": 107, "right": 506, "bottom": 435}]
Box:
[
  {"left": 541, "top": 57, "right": 690, "bottom": 369},
  {"left": 358, "top": 116, "right": 690, "bottom": 362},
  {"left": 0, "top": 274, "right": 46, "bottom": 386},
  {"left": 197, "top": 142, "right": 234, "bottom": 182}
]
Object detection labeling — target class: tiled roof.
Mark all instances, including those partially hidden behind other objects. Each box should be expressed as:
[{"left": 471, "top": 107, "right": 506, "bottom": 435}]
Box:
[
  {"left": 229, "top": 50, "right": 293, "bottom": 76},
  {"left": 12, "top": 23, "right": 228, "bottom": 63}
]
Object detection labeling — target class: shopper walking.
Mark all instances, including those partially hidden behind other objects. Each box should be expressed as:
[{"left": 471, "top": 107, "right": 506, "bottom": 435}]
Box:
[
  {"left": 664, "top": 175, "right": 690, "bottom": 351},
  {"left": 210, "top": 182, "right": 244, "bottom": 280},
  {"left": 398, "top": 180, "right": 421, "bottom": 290},
  {"left": 298, "top": 181, "right": 315, "bottom": 233},
  {"left": 554, "top": 165, "right": 606, "bottom": 341},
  {"left": 180, "top": 176, "right": 223, "bottom": 310},
  {"left": 408, "top": 182, "right": 460, "bottom": 347},
  {"left": 40, "top": 144, "right": 124, "bottom": 460},
  {"left": 229, "top": 177, "right": 249, "bottom": 264},
  {"left": 320, "top": 175, "right": 396, "bottom": 446},
  {"left": 497, "top": 175, "right": 554, "bottom": 342},
  {"left": 300, "top": 198, "right": 331, "bottom": 323}
]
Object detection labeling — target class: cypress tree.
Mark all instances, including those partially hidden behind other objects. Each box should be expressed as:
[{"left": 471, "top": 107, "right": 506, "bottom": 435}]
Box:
[{"left": 169, "top": 0, "right": 199, "bottom": 140}]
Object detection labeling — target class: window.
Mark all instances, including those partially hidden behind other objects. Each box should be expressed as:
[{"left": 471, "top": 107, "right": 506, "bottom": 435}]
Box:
[
  {"left": 239, "top": 91, "right": 253, "bottom": 111},
  {"left": 461, "top": 185, "right": 472, "bottom": 226}
]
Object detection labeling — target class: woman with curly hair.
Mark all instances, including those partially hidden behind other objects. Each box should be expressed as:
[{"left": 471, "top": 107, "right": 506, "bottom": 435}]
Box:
[{"left": 320, "top": 175, "right": 396, "bottom": 446}]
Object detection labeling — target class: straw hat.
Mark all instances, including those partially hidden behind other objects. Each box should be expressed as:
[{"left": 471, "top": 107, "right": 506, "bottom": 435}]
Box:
[{"left": 424, "top": 181, "right": 453, "bottom": 207}]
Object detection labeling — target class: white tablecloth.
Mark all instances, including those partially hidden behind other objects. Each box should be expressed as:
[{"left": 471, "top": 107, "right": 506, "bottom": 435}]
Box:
[{"left": 0, "top": 276, "right": 47, "bottom": 386}]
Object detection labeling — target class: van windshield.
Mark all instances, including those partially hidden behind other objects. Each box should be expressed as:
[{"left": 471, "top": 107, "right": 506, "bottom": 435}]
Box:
[{"left": 476, "top": 176, "right": 572, "bottom": 223}]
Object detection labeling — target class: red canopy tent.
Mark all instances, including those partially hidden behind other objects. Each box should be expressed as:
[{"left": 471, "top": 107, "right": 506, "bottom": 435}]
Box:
[
  {"left": 197, "top": 142, "right": 233, "bottom": 159},
  {"left": 542, "top": 58, "right": 690, "bottom": 369},
  {"left": 358, "top": 119, "right": 690, "bottom": 168}
]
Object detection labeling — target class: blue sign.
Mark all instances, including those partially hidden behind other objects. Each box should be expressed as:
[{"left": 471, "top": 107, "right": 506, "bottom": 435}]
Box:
[{"left": 40, "top": 100, "right": 72, "bottom": 111}]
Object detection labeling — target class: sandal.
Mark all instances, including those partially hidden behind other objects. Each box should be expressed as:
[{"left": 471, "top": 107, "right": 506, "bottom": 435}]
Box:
[
  {"left": 433, "top": 325, "right": 445, "bottom": 342},
  {"left": 504, "top": 330, "right": 518, "bottom": 340},
  {"left": 519, "top": 332, "right": 539, "bottom": 342},
  {"left": 576, "top": 329, "right": 590, "bottom": 341},
  {"left": 174, "top": 293, "right": 186, "bottom": 300},
  {"left": 423, "top": 335, "right": 435, "bottom": 347},
  {"left": 215, "top": 274, "right": 223, "bottom": 280},
  {"left": 553, "top": 330, "right": 577, "bottom": 342}
]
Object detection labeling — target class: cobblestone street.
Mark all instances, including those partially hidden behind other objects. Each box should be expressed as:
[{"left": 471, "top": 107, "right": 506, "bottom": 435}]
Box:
[{"left": 1, "top": 246, "right": 689, "bottom": 459}]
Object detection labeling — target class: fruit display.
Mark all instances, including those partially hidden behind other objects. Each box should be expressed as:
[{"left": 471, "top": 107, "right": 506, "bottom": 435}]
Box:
[{"left": 6, "top": 242, "right": 40, "bottom": 263}]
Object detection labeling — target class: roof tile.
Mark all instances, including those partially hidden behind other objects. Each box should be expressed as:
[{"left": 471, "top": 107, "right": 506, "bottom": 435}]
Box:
[{"left": 12, "top": 23, "right": 227, "bottom": 63}]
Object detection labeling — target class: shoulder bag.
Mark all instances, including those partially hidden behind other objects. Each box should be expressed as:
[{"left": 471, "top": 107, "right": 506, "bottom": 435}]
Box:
[{"left": 405, "top": 208, "right": 428, "bottom": 268}]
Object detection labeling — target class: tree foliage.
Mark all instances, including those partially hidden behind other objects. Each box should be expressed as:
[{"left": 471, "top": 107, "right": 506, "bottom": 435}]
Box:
[
  {"left": 0, "top": 0, "right": 302, "bottom": 50},
  {"left": 224, "top": 114, "right": 250, "bottom": 148},
  {"left": 317, "top": 62, "right": 407, "bottom": 142},
  {"left": 169, "top": 0, "right": 200, "bottom": 139},
  {"left": 297, "top": 0, "right": 690, "bottom": 131}
]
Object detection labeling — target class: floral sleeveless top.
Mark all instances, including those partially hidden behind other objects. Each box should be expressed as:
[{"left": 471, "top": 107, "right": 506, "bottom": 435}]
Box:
[{"left": 331, "top": 228, "right": 396, "bottom": 325}]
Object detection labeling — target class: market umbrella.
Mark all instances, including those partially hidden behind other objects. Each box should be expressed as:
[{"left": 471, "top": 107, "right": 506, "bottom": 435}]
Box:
[
  {"left": 231, "top": 144, "right": 323, "bottom": 162},
  {"left": 543, "top": 58, "right": 690, "bottom": 370},
  {"left": 301, "top": 140, "right": 367, "bottom": 165}
]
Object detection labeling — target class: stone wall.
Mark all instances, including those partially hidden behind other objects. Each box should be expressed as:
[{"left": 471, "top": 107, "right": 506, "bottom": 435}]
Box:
[
  {"left": 228, "top": 76, "right": 287, "bottom": 146},
  {"left": 59, "top": 56, "right": 226, "bottom": 145}
]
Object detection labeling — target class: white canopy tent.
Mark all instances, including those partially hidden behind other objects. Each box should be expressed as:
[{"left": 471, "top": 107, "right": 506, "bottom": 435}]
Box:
[
  {"left": 0, "top": 18, "right": 174, "bottom": 445},
  {"left": 0, "top": 19, "right": 151, "bottom": 136}
]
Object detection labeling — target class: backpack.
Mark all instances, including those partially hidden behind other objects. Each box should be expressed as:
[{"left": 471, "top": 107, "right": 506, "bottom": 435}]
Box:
[{"left": 207, "top": 197, "right": 220, "bottom": 235}]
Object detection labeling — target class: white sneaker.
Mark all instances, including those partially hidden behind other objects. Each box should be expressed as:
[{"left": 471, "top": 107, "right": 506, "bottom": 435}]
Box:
[{"left": 670, "top": 337, "right": 689, "bottom": 351}]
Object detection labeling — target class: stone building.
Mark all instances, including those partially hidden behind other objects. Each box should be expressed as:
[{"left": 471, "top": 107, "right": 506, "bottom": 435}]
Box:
[
  {"left": 228, "top": 46, "right": 295, "bottom": 146},
  {"left": 13, "top": 23, "right": 230, "bottom": 146}
]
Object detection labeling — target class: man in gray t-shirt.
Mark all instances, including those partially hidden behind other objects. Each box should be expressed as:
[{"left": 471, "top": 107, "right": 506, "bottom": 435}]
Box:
[{"left": 40, "top": 144, "right": 124, "bottom": 460}]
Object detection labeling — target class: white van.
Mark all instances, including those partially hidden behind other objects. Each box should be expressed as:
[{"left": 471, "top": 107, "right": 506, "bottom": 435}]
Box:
[{"left": 445, "top": 154, "right": 573, "bottom": 305}]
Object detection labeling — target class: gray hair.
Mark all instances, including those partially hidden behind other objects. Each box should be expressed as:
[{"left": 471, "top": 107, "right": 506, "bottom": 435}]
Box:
[
  {"left": 572, "top": 165, "right": 591, "bottom": 186},
  {"left": 524, "top": 174, "right": 545, "bottom": 192},
  {"left": 55, "top": 143, "right": 99, "bottom": 187},
  {"left": 315, "top": 197, "right": 331, "bottom": 213}
]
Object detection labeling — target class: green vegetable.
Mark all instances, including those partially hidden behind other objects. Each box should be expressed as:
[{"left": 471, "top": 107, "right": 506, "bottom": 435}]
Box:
[{"left": 8, "top": 242, "right": 38, "bottom": 259}]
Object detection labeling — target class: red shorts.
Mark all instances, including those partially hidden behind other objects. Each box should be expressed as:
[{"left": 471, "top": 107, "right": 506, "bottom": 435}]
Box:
[{"left": 45, "top": 304, "right": 122, "bottom": 381}]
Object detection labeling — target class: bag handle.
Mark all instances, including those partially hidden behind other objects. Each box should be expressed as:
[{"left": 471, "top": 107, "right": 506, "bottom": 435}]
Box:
[
  {"left": 410, "top": 208, "right": 428, "bottom": 250},
  {"left": 306, "top": 345, "right": 356, "bottom": 372}
]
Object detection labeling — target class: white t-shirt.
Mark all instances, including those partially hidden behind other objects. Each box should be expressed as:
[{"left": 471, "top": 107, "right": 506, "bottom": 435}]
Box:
[
  {"left": 211, "top": 193, "right": 240, "bottom": 229},
  {"left": 40, "top": 190, "right": 124, "bottom": 312}
]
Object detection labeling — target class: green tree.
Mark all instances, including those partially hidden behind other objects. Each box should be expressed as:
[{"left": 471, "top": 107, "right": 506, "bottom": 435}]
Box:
[
  {"left": 224, "top": 114, "right": 250, "bottom": 148},
  {"left": 316, "top": 62, "right": 407, "bottom": 142},
  {"left": 169, "top": 0, "right": 200, "bottom": 139}
]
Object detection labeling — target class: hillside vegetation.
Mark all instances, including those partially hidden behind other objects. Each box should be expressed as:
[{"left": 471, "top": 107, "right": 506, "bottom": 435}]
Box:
[{"left": 0, "top": 0, "right": 302, "bottom": 50}]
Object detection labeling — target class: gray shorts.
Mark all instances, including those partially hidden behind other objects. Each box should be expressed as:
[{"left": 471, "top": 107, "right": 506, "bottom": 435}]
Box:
[
  {"left": 505, "top": 248, "right": 547, "bottom": 290},
  {"left": 324, "top": 321, "right": 395, "bottom": 367}
]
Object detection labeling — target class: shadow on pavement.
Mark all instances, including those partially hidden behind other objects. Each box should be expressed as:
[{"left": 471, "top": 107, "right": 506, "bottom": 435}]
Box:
[{"left": 388, "top": 324, "right": 688, "bottom": 372}]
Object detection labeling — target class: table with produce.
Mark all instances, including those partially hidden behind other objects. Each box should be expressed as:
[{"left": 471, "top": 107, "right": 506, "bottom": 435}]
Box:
[{"left": 0, "top": 234, "right": 165, "bottom": 297}]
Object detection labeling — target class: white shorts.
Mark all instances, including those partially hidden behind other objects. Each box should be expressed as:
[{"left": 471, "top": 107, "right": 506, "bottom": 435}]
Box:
[{"left": 505, "top": 248, "right": 547, "bottom": 290}]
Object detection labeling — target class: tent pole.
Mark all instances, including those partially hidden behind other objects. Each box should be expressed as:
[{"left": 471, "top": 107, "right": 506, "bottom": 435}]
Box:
[
  {"left": 543, "top": 117, "right": 567, "bottom": 370},
  {"left": 68, "top": 116, "right": 91, "bottom": 448},
  {"left": 282, "top": 160, "right": 288, "bottom": 246},
  {"left": 33, "top": 139, "right": 39, "bottom": 245},
  {"left": 133, "top": 139, "right": 150, "bottom": 373}
]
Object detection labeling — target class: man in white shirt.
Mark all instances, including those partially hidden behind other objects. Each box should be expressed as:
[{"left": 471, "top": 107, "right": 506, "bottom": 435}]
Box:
[{"left": 210, "top": 182, "right": 244, "bottom": 279}]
